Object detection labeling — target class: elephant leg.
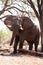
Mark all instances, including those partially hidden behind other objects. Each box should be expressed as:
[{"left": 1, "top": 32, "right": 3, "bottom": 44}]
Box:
[
  {"left": 18, "top": 40, "right": 24, "bottom": 53},
  {"left": 19, "top": 41, "right": 23, "bottom": 50},
  {"left": 10, "top": 32, "right": 15, "bottom": 46},
  {"left": 34, "top": 35, "right": 39, "bottom": 52},
  {"left": 13, "top": 35, "right": 19, "bottom": 54},
  {"left": 34, "top": 43, "right": 38, "bottom": 52},
  {"left": 29, "top": 43, "right": 33, "bottom": 51}
]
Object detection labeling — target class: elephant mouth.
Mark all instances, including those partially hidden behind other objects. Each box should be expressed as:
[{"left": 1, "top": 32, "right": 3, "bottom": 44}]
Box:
[{"left": 7, "top": 25, "right": 12, "bottom": 28}]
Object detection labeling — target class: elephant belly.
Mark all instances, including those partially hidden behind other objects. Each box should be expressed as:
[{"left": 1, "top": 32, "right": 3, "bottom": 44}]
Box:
[{"left": 19, "top": 29, "right": 37, "bottom": 42}]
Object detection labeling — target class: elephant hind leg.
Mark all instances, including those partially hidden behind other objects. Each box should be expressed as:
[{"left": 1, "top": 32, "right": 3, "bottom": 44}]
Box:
[{"left": 34, "top": 35, "right": 39, "bottom": 52}]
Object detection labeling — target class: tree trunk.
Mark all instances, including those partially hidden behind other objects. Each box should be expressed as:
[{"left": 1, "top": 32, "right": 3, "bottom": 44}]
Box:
[{"left": 41, "top": 0, "right": 43, "bottom": 51}]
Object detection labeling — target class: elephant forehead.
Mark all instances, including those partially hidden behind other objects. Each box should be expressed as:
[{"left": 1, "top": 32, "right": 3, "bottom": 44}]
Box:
[
  {"left": 6, "top": 20, "right": 12, "bottom": 24},
  {"left": 4, "top": 20, "right": 12, "bottom": 25}
]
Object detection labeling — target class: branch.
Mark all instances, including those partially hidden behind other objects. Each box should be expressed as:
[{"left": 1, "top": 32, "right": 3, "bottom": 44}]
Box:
[
  {"left": 8, "top": 10, "right": 13, "bottom": 14},
  {"left": 13, "top": 3, "right": 25, "bottom": 10},
  {"left": 0, "top": 15, "right": 10, "bottom": 20},
  {"left": 13, "top": 9, "right": 18, "bottom": 14},
  {"left": 6, "top": 0, "right": 13, "bottom": 7},
  {"left": 13, "top": 3, "right": 22, "bottom": 7},
  {"left": 27, "top": 0, "right": 40, "bottom": 19},
  {"left": 3, "top": 0, "right": 9, "bottom": 9},
  {"left": 37, "top": 0, "right": 41, "bottom": 17},
  {"left": 0, "top": 0, "right": 9, "bottom": 15},
  {"left": 21, "top": 0, "right": 30, "bottom": 6},
  {"left": 5, "top": 6, "right": 28, "bottom": 14}
]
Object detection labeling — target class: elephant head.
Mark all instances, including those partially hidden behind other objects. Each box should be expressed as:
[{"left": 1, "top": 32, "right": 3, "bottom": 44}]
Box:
[
  {"left": 4, "top": 15, "right": 23, "bottom": 31},
  {"left": 4, "top": 15, "right": 23, "bottom": 36},
  {"left": 4, "top": 15, "right": 34, "bottom": 32}
]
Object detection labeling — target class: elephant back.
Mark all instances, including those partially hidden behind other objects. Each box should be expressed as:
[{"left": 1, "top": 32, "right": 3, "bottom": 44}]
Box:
[{"left": 19, "top": 16, "right": 34, "bottom": 30}]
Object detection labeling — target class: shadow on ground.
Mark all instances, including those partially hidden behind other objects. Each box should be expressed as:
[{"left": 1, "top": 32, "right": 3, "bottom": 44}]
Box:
[{"left": 0, "top": 49, "right": 43, "bottom": 58}]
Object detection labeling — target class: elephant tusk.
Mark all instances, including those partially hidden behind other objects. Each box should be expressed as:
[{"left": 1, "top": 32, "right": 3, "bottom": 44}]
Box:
[
  {"left": 19, "top": 24, "right": 24, "bottom": 30},
  {"left": 17, "top": 21, "right": 24, "bottom": 30}
]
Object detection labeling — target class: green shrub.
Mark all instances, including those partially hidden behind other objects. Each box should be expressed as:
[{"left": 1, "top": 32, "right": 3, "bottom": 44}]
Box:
[{"left": 0, "top": 30, "right": 12, "bottom": 43}]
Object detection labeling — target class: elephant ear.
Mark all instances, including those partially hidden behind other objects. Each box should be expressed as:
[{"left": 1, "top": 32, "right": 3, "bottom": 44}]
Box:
[{"left": 21, "top": 17, "right": 34, "bottom": 30}]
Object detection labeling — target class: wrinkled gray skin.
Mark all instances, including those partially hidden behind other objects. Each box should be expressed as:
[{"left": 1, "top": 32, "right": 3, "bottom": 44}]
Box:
[{"left": 4, "top": 15, "right": 40, "bottom": 53}]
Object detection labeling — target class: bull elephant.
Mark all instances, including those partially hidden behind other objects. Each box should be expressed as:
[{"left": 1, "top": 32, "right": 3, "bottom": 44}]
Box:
[{"left": 4, "top": 15, "right": 40, "bottom": 54}]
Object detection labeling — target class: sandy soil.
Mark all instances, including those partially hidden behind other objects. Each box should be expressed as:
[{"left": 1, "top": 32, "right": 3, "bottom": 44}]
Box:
[
  {"left": 0, "top": 53, "right": 43, "bottom": 65},
  {"left": 0, "top": 41, "right": 43, "bottom": 65}
]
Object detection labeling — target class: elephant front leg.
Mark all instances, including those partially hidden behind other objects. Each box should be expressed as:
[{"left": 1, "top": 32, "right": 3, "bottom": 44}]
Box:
[
  {"left": 10, "top": 32, "right": 15, "bottom": 46},
  {"left": 19, "top": 42, "right": 23, "bottom": 50},
  {"left": 13, "top": 35, "right": 19, "bottom": 54},
  {"left": 18, "top": 40, "right": 23, "bottom": 53}
]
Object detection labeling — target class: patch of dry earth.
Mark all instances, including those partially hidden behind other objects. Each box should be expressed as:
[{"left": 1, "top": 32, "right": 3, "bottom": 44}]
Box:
[{"left": 0, "top": 54, "right": 43, "bottom": 65}]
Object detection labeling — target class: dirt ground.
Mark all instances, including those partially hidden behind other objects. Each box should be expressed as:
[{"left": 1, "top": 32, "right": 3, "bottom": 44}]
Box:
[
  {"left": 0, "top": 41, "right": 43, "bottom": 65},
  {"left": 0, "top": 53, "right": 43, "bottom": 65},
  {"left": 0, "top": 47, "right": 43, "bottom": 65}
]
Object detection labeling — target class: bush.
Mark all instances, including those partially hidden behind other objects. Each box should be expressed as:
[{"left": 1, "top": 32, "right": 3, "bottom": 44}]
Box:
[{"left": 0, "top": 30, "right": 12, "bottom": 43}]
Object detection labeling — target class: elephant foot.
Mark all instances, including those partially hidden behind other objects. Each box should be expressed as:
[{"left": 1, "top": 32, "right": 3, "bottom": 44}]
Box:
[
  {"left": 10, "top": 51, "right": 17, "bottom": 56},
  {"left": 35, "top": 49, "right": 37, "bottom": 52},
  {"left": 41, "top": 45, "right": 43, "bottom": 52},
  {"left": 13, "top": 50, "right": 17, "bottom": 54},
  {"left": 41, "top": 50, "right": 43, "bottom": 52},
  {"left": 18, "top": 50, "right": 21, "bottom": 53},
  {"left": 18, "top": 49, "right": 23, "bottom": 54}
]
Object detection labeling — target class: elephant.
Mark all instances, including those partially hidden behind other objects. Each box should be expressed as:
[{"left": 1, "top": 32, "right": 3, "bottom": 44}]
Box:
[
  {"left": 12, "top": 25, "right": 40, "bottom": 53},
  {"left": 4, "top": 15, "right": 40, "bottom": 54}
]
